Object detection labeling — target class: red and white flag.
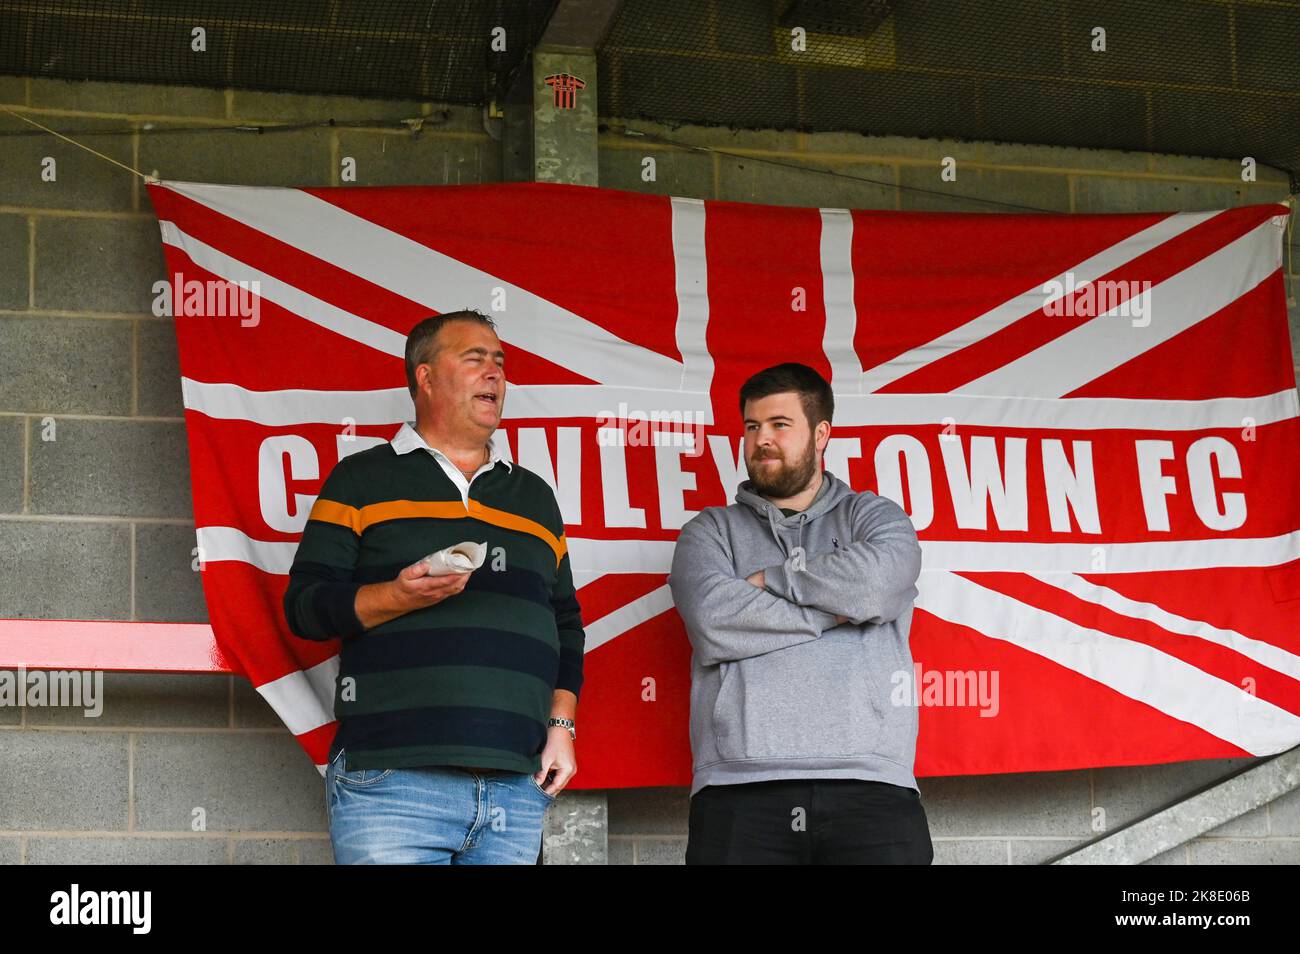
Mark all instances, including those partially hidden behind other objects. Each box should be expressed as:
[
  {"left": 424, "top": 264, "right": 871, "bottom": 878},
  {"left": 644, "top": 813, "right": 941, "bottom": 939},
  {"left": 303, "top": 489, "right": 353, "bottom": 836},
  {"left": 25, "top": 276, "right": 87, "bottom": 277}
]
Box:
[{"left": 145, "top": 180, "right": 1300, "bottom": 786}]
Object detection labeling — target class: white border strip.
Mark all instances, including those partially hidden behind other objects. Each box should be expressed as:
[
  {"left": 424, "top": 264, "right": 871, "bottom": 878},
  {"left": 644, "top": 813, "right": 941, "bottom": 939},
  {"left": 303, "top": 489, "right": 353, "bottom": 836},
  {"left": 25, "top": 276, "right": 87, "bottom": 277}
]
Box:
[
  {"left": 198, "top": 525, "right": 1300, "bottom": 577},
  {"left": 914, "top": 570, "right": 1300, "bottom": 756},
  {"left": 180, "top": 377, "right": 1297, "bottom": 430}
]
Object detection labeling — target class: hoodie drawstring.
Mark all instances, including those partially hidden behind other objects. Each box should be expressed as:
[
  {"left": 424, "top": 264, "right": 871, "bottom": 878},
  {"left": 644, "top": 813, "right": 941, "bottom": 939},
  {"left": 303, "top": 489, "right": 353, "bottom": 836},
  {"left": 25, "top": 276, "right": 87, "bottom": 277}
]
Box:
[
  {"left": 766, "top": 510, "right": 807, "bottom": 561},
  {"left": 742, "top": 472, "right": 837, "bottom": 559},
  {"left": 765, "top": 507, "right": 786, "bottom": 556}
]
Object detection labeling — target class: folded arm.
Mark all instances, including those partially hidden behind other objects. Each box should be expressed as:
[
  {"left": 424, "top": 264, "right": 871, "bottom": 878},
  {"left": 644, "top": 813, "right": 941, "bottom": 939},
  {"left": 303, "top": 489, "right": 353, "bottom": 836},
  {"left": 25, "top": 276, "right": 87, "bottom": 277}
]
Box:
[
  {"left": 762, "top": 495, "right": 922, "bottom": 626},
  {"left": 669, "top": 512, "right": 842, "bottom": 667}
]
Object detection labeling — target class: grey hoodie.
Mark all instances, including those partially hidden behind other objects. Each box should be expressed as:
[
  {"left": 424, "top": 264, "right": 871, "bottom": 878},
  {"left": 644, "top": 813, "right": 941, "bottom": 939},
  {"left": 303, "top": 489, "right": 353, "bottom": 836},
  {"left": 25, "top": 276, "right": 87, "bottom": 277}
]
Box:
[{"left": 667, "top": 469, "right": 924, "bottom": 796}]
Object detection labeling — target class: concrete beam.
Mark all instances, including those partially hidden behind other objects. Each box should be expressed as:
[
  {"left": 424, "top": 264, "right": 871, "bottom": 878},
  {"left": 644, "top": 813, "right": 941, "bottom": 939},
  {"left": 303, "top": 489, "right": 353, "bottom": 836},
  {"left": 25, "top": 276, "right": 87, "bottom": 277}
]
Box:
[
  {"left": 539, "top": 0, "right": 623, "bottom": 50},
  {"left": 1052, "top": 746, "right": 1300, "bottom": 864},
  {"left": 501, "top": 0, "right": 618, "bottom": 186},
  {"left": 531, "top": 48, "right": 598, "bottom": 186},
  {"left": 517, "top": 0, "right": 618, "bottom": 864}
]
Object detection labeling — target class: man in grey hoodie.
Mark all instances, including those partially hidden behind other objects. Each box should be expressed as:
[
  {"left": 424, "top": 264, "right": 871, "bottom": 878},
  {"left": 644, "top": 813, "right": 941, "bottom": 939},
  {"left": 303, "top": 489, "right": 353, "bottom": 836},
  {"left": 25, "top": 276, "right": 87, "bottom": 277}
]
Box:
[{"left": 668, "top": 362, "right": 933, "bottom": 864}]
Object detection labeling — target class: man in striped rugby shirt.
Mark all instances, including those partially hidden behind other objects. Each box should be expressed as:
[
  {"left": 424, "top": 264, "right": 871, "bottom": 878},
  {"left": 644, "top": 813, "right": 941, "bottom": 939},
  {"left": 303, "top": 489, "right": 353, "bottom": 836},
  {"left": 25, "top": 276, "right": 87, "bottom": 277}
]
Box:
[{"left": 284, "top": 310, "right": 585, "bottom": 864}]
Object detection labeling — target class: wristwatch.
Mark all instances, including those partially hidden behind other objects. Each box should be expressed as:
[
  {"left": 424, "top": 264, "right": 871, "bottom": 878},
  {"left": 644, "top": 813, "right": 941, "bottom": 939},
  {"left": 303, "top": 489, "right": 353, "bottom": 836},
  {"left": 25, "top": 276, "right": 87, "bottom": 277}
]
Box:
[{"left": 548, "top": 717, "right": 576, "bottom": 741}]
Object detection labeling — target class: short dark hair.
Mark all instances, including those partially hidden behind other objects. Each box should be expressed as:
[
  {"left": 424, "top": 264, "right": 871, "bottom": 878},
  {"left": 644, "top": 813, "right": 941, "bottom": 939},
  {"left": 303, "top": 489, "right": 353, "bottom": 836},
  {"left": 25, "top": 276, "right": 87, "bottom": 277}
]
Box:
[
  {"left": 738, "top": 362, "right": 834, "bottom": 431},
  {"left": 405, "top": 310, "right": 498, "bottom": 400}
]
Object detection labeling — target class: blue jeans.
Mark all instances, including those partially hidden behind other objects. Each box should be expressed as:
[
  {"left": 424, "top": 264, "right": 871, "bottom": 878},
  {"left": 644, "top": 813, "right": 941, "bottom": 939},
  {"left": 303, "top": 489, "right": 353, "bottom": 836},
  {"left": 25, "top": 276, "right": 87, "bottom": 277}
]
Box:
[{"left": 325, "top": 747, "right": 556, "bottom": 864}]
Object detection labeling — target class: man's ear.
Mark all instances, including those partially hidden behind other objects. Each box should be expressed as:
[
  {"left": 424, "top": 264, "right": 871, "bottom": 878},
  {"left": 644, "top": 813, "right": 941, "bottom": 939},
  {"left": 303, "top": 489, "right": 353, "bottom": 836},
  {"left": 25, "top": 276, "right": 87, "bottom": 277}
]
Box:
[{"left": 816, "top": 420, "right": 831, "bottom": 453}]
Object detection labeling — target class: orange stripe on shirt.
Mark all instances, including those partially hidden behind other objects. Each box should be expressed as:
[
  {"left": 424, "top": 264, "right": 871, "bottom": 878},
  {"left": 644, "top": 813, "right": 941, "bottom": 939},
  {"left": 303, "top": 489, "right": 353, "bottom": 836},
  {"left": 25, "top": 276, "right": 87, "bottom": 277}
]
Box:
[
  {"left": 307, "top": 497, "right": 363, "bottom": 534},
  {"left": 467, "top": 499, "right": 565, "bottom": 566},
  {"left": 309, "top": 497, "right": 565, "bottom": 565}
]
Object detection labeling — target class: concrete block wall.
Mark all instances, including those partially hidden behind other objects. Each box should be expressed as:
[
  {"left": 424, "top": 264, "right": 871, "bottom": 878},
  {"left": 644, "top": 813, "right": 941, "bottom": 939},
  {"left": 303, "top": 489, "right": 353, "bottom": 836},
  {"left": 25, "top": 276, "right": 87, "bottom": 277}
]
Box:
[
  {"left": 0, "top": 78, "right": 498, "bottom": 865},
  {"left": 0, "top": 76, "right": 1297, "bottom": 864}
]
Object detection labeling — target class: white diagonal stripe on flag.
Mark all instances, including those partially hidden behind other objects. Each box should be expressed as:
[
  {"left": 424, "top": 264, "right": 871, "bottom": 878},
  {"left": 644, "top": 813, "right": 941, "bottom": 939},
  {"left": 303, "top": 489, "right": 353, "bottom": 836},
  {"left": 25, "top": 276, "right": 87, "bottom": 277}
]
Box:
[
  {"left": 160, "top": 220, "right": 408, "bottom": 357},
  {"left": 859, "top": 210, "right": 1221, "bottom": 393},
  {"left": 582, "top": 584, "right": 677, "bottom": 652},
  {"left": 914, "top": 570, "right": 1300, "bottom": 755},
  {"left": 959, "top": 216, "right": 1285, "bottom": 396},
  {"left": 158, "top": 181, "right": 685, "bottom": 390},
  {"left": 1028, "top": 571, "right": 1300, "bottom": 680}
]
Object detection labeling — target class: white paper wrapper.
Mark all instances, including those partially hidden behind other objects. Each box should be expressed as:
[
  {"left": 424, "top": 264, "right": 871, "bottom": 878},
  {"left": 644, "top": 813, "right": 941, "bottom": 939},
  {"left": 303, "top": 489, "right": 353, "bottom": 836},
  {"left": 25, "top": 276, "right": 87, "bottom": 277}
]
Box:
[{"left": 420, "top": 541, "right": 488, "bottom": 577}]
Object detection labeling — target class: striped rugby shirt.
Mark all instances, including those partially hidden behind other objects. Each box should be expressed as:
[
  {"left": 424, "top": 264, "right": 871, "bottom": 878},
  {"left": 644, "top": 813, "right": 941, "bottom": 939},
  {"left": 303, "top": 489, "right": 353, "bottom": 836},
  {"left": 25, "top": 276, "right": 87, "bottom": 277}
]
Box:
[{"left": 283, "top": 423, "right": 585, "bottom": 774}]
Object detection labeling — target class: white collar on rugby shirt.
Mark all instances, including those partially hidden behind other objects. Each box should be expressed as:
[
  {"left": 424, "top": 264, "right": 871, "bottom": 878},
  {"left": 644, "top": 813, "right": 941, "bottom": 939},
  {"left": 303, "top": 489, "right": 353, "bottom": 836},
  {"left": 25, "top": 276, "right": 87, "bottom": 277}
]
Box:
[{"left": 390, "top": 421, "right": 513, "bottom": 473}]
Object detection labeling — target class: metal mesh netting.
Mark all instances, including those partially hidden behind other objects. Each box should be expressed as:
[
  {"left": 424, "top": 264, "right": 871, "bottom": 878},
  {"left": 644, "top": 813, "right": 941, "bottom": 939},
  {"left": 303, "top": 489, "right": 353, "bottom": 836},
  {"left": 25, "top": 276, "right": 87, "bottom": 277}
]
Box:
[
  {"left": 597, "top": 0, "right": 1300, "bottom": 188},
  {"left": 0, "top": 0, "right": 558, "bottom": 104},
  {"left": 0, "top": 0, "right": 1296, "bottom": 186}
]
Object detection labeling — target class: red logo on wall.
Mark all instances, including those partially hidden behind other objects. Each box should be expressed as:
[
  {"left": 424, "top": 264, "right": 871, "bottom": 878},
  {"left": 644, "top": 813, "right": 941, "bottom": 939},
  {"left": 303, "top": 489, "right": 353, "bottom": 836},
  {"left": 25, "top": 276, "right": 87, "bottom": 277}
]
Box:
[{"left": 543, "top": 73, "right": 587, "bottom": 110}]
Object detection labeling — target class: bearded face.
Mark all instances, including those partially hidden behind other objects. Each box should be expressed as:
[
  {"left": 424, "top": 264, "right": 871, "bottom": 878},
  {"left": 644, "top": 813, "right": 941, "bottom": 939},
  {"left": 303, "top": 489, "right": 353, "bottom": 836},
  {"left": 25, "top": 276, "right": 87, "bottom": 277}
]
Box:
[
  {"left": 747, "top": 427, "right": 818, "bottom": 498},
  {"left": 742, "top": 391, "right": 823, "bottom": 499}
]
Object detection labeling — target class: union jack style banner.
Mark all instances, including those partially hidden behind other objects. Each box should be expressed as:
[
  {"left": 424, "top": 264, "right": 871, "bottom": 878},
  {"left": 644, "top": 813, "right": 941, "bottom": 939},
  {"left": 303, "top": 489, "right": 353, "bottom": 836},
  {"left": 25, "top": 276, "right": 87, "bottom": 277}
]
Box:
[{"left": 144, "top": 180, "right": 1300, "bottom": 787}]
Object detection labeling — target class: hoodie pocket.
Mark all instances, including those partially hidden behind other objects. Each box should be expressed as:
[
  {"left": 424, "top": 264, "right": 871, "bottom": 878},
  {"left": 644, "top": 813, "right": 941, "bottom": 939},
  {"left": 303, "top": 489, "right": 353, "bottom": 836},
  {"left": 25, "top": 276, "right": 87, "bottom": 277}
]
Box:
[{"left": 713, "top": 633, "right": 887, "bottom": 762}]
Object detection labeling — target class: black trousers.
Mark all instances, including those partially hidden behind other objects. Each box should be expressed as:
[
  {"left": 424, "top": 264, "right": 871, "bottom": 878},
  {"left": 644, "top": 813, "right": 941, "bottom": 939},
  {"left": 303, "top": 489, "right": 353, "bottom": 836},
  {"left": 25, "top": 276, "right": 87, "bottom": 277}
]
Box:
[{"left": 685, "top": 778, "right": 934, "bottom": 865}]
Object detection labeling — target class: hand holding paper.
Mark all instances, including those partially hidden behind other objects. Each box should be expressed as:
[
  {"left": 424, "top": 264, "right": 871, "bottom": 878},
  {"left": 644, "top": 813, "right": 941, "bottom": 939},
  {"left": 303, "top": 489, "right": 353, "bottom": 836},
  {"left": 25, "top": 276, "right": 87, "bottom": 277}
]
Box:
[{"left": 419, "top": 541, "right": 488, "bottom": 577}]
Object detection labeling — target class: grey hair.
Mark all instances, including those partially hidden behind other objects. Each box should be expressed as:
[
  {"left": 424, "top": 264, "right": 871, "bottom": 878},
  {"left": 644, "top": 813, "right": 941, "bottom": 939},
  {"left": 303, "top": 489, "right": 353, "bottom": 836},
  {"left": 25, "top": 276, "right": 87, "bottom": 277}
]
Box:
[{"left": 404, "top": 310, "right": 498, "bottom": 400}]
